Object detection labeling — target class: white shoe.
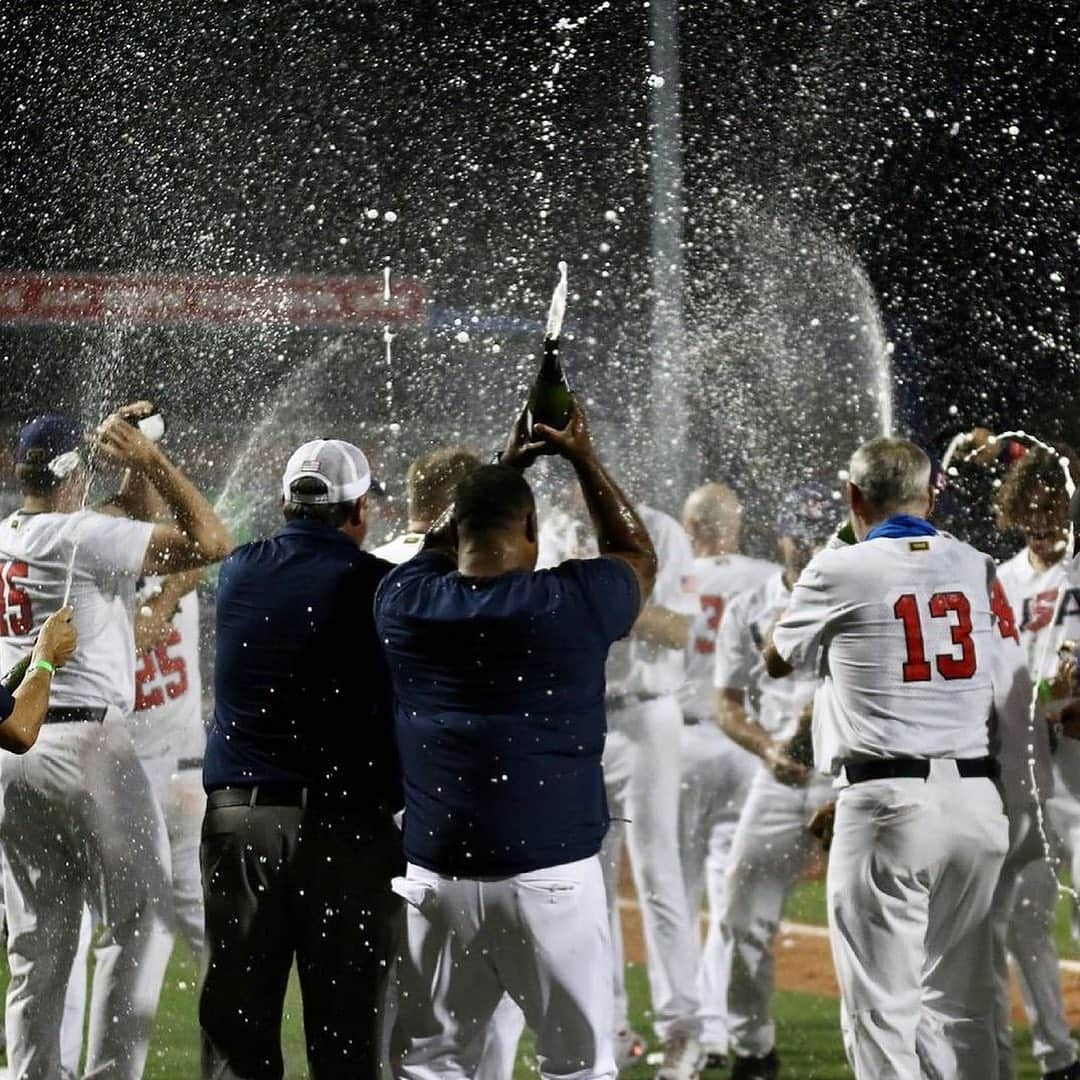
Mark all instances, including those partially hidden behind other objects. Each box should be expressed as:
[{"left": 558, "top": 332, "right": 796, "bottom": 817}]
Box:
[
  {"left": 614, "top": 1027, "right": 648, "bottom": 1071},
  {"left": 655, "top": 1034, "right": 703, "bottom": 1080}
]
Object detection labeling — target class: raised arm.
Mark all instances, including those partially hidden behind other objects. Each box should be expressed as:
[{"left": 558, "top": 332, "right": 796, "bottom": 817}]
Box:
[
  {"left": 94, "top": 411, "right": 233, "bottom": 574},
  {"left": 504, "top": 399, "right": 657, "bottom": 605},
  {"left": 134, "top": 569, "right": 204, "bottom": 653}
]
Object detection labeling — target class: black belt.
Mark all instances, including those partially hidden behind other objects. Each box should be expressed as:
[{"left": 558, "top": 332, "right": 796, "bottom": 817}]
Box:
[
  {"left": 177, "top": 756, "right": 204, "bottom": 772},
  {"left": 606, "top": 691, "right": 665, "bottom": 713},
  {"left": 44, "top": 707, "right": 107, "bottom": 724},
  {"left": 206, "top": 785, "right": 387, "bottom": 814},
  {"left": 843, "top": 756, "right": 998, "bottom": 785}
]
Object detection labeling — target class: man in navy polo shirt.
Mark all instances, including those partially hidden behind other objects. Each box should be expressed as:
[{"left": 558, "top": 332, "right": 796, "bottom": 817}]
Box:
[
  {"left": 201, "top": 438, "right": 402, "bottom": 1080},
  {"left": 377, "top": 402, "right": 657, "bottom": 1080}
]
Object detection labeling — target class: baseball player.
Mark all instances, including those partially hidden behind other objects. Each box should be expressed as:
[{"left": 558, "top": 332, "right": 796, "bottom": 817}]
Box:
[
  {"left": 989, "top": 445, "right": 1080, "bottom": 1080},
  {"left": 711, "top": 484, "right": 836, "bottom": 1080},
  {"left": 660, "top": 482, "right": 775, "bottom": 1065},
  {"left": 373, "top": 446, "right": 481, "bottom": 564},
  {"left": 0, "top": 408, "right": 230, "bottom": 1079},
  {"left": 602, "top": 502, "right": 705, "bottom": 1079},
  {"left": 60, "top": 569, "right": 209, "bottom": 1076},
  {"left": 765, "top": 437, "right": 1009, "bottom": 1078}
]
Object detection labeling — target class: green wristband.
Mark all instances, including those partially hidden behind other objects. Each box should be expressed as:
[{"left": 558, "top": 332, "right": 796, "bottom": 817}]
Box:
[{"left": 33, "top": 659, "right": 55, "bottom": 676}]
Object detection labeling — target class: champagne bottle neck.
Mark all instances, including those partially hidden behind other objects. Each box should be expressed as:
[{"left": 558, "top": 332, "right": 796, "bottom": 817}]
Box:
[{"left": 0, "top": 654, "right": 31, "bottom": 694}]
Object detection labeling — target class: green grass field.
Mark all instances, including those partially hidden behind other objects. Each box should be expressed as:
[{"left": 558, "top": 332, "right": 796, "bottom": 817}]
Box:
[{"left": 8, "top": 878, "right": 1075, "bottom": 1078}]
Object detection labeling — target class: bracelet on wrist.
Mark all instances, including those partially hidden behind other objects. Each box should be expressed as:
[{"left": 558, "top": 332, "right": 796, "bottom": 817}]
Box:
[{"left": 33, "top": 659, "right": 55, "bottom": 676}]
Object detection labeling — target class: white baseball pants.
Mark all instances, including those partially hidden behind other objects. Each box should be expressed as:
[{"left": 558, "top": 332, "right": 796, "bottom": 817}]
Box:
[
  {"left": 1046, "top": 781, "right": 1080, "bottom": 943},
  {"left": 828, "top": 766, "right": 1008, "bottom": 1080},
  {"left": 392, "top": 855, "right": 615, "bottom": 1080},
  {"left": 60, "top": 752, "right": 207, "bottom": 1075},
  {"left": 602, "top": 695, "right": 702, "bottom": 1040},
  {"left": 991, "top": 805, "right": 1076, "bottom": 1078},
  {"left": 678, "top": 721, "right": 756, "bottom": 1049},
  {"left": 0, "top": 717, "right": 174, "bottom": 1080},
  {"left": 721, "top": 766, "right": 833, "bottom": 1058}
]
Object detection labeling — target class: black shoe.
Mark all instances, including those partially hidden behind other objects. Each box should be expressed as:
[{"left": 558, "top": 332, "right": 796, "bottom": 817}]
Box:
[
  {"left": 730, "top": 1049, "right": 779, "bottom": 1080},
  {"left": 1044, "top": 1062, "right": 1080, "bottom": 1080}
]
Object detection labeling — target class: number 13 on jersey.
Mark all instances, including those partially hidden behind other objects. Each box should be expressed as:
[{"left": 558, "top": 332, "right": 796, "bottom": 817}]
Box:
[{"left": 893, "top": 590, "right": 977, "bottom": 682}]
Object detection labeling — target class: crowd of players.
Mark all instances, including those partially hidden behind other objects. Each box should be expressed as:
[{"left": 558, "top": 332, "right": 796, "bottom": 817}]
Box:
[{"left": 0, "top": 396, "right": 1079, "bottom": 1080}]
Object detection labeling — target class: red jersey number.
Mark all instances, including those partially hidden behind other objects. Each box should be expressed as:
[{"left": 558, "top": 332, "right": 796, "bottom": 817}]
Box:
[
  {"left": 694, "top": 595, "right": 725, "bottom": 655},
  {"left": 134, "top": 627, "right": 188, "bottom": 711},
  {"left": 990, "top": 578, "right": 1020, "bottom": 642},
  {"left": 893, "top": 591, "right": 977, "bottom": 682},
  {"left": 0, "top": 561, "right": 33, "bottom": 637}
]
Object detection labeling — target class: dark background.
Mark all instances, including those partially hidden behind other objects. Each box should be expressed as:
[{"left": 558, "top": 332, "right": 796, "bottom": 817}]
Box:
[{"left": 0, "top": 0, "right": 1076, "bottom": 529}]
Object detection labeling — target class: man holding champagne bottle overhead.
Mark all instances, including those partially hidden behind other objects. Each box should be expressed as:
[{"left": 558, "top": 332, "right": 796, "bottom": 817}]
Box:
[{"left": 379, "top": 368, "right": 656, "bottom": 1079}]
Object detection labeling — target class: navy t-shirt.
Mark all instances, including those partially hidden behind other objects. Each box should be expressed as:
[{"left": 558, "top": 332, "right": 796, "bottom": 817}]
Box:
[
  {"left": 0, "top": 685, "right": 13, "bottom": 723},
  {"left": 204, "top": 519, "right": 401, "bottom": 809},
  {"left": 374, "top": 549, "right": 639, "bottom": 876}
]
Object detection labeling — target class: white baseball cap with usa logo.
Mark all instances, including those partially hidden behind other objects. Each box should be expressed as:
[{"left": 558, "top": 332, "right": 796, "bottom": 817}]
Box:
[{"left": 281, "top": 439, "right": 372, "bottom": 504}]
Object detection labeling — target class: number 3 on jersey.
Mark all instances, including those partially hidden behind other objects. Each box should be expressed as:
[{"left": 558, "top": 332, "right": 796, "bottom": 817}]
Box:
[
  {"left": 893, "top": 591, "right": 977, "bottom": 681},
  {"left": 135, "top": 628, "right": 189, "bottom": 710}
]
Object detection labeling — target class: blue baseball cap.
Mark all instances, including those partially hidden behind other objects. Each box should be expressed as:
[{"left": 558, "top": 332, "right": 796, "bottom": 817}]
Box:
[
  {"left": 776, "top": 481, "right": 838, "bottom": 544},
  {"left": 15, "top": 413, "right": 84, "bottom": 476}
]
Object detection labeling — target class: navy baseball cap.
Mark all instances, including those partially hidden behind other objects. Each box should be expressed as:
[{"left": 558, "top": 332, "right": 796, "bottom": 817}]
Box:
[
  {"left": 776, "top": 481, "right": 838, "bottom": 544},
  {"left": 15, "top": 413, "right": 84, "bottom": 477}
]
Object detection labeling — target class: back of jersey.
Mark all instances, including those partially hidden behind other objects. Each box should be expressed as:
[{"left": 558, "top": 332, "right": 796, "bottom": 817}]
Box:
[
  {"left": 0, "top": 509, "right": 152, "bottom": 712},
  {"left": 775, "top": 532, "right": 999, "bottom": 773}
]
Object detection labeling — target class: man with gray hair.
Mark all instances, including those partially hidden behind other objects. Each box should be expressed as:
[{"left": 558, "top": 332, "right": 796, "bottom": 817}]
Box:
[{"left": 762, "top": 436, "right": 1009, "bottom": 1078}]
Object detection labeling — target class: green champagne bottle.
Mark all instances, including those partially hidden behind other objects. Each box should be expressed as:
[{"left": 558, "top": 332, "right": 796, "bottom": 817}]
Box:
[
  {"left": 0, "top": 655, "right": 31, "bottom": 694},
  {"left": 835, "top": 520, "right": 857, "bottom": 545},
  {"left": 526, "top": 336, "right": 573, "bottom": 435}
]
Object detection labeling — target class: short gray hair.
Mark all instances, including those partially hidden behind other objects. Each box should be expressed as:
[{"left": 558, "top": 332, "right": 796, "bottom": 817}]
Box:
[{"left": 848, "top": 437, "right": 932, "bottom": 514}]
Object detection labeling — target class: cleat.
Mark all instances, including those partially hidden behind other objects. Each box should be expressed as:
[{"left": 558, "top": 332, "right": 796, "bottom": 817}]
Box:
[
  {"left": 655, "top": 1034, "right": 704, "bottom": 1080},
  {"left": 615, "top": 1027, "right": 648, "bottom": 1072},
  {"left": 730, "top": 1049, "right": 779, "bottom": 1080},
  {"left": 702, "top": 1046, "right": 728, "bottom": 1070},
  {"left": 1044, "top": 1063, "right": 1080, "bottom": 1080}
]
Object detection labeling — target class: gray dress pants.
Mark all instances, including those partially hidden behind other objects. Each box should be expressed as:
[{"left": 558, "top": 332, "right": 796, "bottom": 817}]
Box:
[{"left": 200, "top": 798, "right": 403, "bottom": 1080}]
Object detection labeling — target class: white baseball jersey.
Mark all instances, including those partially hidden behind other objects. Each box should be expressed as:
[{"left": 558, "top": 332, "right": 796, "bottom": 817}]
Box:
[
  {"left": 372, "top": 531, "right": 425, "bottom": 565},
  {"left": 606, "top": 505, "right": 698, "bottom": 698},
  {"left": 536, "top": 504, "right": 593, "bottom": 570},
  {"left": 680, "top": 553, "right": 777, "bottom": 721},
  {"left": 127, "top": 579, "right": 202, "bottom": 760},
  {"left": 0, "top": 509, "right": 152, "bottom": 711},
  {"left": 774, "top": 529, "right": 1001, "bottom": 774},
  {"left": 995, "top": 548, "right": 1080, "bottom": 681},
  {"left": 714, "top": 571, "right": 818, "bottom": 740}
]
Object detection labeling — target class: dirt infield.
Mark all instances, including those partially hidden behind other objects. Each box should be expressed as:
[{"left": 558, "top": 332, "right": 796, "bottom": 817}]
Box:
[{"left": 618, "top": 896, "right": 1080, "bottom": 1026}]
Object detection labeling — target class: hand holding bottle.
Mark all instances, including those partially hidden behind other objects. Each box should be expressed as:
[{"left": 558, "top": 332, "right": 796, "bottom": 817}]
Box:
[
  {"left": 32, "top": 607, "right": 77, "bottom": 670},
  {"left": 532, "top": 398, "right": 595, "bottom": 465}
]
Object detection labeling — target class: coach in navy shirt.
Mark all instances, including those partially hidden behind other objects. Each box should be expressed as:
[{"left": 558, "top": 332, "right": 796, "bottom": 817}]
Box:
[
  {"left": 378, "top": 401, "right": 656, "bottom": 1080},
  {"left": 201, "top": 439, "right": 401, "bottom": 1080}
]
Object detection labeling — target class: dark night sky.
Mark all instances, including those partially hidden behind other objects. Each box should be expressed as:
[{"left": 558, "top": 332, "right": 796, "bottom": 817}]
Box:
[{"left": 0, "top": 0, "right": 1076, "bottom": 489}]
